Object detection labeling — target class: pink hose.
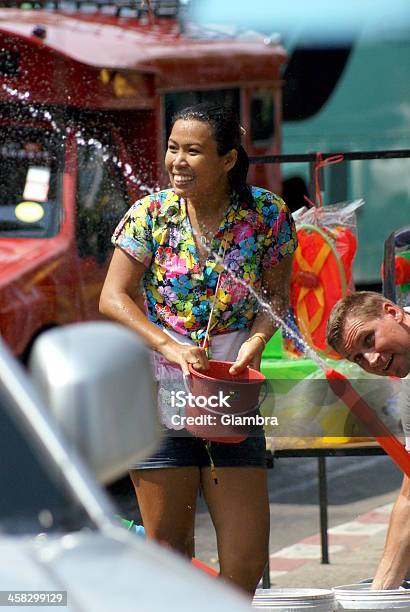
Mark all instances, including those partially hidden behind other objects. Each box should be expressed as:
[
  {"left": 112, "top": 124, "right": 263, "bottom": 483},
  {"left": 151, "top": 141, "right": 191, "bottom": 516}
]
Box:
[{"left": 325, "top": 368, "right": 410, "bottom": 478}]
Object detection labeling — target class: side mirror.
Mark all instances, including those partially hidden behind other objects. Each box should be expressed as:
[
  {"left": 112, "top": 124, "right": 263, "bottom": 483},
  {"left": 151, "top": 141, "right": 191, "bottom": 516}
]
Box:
[{"left": 29, "top": 322, "right": 161, "bottom": 484}]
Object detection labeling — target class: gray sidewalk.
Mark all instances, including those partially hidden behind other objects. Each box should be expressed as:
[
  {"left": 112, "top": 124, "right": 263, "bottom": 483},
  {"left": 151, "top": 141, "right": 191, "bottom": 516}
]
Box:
[
  {"left": 269, "top": 528, "right": 387, "bottom": 589},
  {"left": 110, "top": 453, "right": 402, "bottom": 591},
  {"left": 267, "top": 494, "right": 395, "bottom": 590},
  {"left": 194, "top": 486, "right": 400, "bottom": 590}
]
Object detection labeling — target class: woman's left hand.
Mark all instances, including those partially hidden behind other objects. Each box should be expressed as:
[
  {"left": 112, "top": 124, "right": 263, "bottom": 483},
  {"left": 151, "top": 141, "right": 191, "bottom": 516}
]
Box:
[{"left": 229, "top": 336, "right": 265, "bottom": 375}]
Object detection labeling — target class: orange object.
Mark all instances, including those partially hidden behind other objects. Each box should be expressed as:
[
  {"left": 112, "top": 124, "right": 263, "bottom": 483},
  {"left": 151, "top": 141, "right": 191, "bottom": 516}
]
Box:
[
  {"left": 191, "top": 558, "right": 218, "bottom": 577},
  {"left": 290, "top": 224, "right": 357, "bottom": 358},
  {"left": 395, "top": 256, "right": 410, "bottom": 285},
  {"left": 380, "top": 255, "right": 410, "bottom": 285},
  {"left": 326, "top": 368, "right": 410, "bottom": 478}
]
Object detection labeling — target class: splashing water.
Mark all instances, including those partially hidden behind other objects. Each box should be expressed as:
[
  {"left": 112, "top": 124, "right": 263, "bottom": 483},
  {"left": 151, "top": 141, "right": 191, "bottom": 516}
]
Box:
[
  {"left": 187, "top": 210, "right": 328, "bottom": 370},
  {"left": 4, "top": 86, "right": 408, "bottom": 475},
  {"left": 1, "top": 84, "right": 157, "bottom": 195},
  {"left": 230, "top": 273, "right": 328, "bottom": 370},
  {"left": 195, "top": 222, "right": 410, "bottom": 476},
  {"left": 0, "top": 83, "right": 331, "bottom": 370}
]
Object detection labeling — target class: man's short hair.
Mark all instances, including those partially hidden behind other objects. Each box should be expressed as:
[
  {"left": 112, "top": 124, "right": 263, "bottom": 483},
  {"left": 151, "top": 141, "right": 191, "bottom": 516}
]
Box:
[{"left": 326, "top": 291, "right": 391, "bottom": 353}]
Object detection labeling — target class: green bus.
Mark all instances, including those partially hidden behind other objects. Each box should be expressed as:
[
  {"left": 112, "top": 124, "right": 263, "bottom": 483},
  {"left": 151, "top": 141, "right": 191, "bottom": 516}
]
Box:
[
  {"left": 280, "top": 33, "right": 410, "bottom": 287},
  {"left": 188, "top": 0, "right": 410, "bottom": 287}
]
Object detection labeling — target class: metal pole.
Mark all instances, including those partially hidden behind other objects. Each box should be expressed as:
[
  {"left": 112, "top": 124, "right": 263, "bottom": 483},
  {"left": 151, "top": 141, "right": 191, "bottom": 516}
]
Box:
[
  {"left": 318, "top": 456, "right": 329, "bottom": 564},
  {"left": 309, "top": 158, "right": 316, "bottom": 205},
  {"left": 262, "top": 562, "right": 271, "bottom": 589}
]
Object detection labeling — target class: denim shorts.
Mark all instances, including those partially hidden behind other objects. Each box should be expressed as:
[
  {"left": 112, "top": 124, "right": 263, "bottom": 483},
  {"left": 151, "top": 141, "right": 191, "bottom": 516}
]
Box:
[{"left": 132, "top": 428, "right": 267, "bottom": 469}]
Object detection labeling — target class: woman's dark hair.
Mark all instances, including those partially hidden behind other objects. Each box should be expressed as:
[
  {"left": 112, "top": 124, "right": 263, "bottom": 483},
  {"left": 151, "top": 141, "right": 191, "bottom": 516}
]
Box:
[{"left": 171, "top": 103, "right": 252, "bottom": 205}]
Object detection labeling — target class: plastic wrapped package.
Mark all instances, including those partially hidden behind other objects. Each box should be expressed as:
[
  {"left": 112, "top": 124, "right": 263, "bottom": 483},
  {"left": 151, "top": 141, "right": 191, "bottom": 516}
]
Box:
[{"left": 287, "top": 199, "right": 365, "bottom": 358}]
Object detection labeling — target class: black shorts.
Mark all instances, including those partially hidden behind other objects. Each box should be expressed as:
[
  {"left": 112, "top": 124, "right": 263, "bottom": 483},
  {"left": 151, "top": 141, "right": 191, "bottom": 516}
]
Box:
[{"left": 132, "top": 428, "right": 266, "bottom": 469}]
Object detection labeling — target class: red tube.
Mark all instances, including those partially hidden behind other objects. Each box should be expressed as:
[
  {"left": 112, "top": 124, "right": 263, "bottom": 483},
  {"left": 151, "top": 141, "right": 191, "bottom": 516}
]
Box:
[
  {"left": 325, "top": 368, "right": 410, "bottom": 478},
  {"left": 191, "top": 558, "right": 218, "bottom": 577},
  {"left": 395, "top": 256, "right": 410, "bottom": 285}
]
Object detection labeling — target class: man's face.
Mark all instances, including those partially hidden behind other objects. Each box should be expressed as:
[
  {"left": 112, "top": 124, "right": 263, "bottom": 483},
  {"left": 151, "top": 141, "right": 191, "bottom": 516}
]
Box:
[{"left": 340, "top": 303, "right": 410, "bottom": 378}]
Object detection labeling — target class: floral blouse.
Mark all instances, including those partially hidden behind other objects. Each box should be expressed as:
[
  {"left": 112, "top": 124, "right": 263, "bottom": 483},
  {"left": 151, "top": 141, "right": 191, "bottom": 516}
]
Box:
[{"left": 112, "top": 186, "right": 297, "bottom": 347}]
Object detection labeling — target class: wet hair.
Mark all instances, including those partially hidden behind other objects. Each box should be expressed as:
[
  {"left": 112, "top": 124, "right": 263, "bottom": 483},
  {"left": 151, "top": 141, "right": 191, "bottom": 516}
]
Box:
[
  {"left": 171, "top": 102, "right": 253, "bottom": 205},
  {"left": 326, "top": 291, "right": 395, "bottom": 353}
]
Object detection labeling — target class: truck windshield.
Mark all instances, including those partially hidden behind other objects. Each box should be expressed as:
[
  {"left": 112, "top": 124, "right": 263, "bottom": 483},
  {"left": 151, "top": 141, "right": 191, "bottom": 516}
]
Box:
[
  {"left": 0, "top": 126, "right": 63, "bottom": 238},
  {"left": 0, "top": 386, "right": 92, "bottom": 535}
]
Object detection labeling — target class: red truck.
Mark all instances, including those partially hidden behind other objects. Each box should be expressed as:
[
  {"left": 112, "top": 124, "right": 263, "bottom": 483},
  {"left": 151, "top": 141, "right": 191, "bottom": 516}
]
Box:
[{"left": 0, "top": 0, "right": 286, "bottom": 358}]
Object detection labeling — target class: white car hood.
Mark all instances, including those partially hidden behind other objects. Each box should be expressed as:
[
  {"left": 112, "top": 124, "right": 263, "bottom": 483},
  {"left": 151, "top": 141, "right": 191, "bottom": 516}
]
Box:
[{"left": 0, "top": 531, "right": 251, "bottom": 611}]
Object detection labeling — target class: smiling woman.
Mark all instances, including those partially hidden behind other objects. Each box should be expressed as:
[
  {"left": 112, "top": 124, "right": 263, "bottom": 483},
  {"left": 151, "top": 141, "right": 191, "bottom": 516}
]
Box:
[{"left": 99, "top": 102, "right": 298, "bottom": 596}]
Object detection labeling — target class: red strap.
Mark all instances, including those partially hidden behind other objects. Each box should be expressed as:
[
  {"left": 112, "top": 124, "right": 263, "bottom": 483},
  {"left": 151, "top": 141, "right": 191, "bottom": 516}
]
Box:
[{"left": 304, "top": 152, "right": 345, "bottom": 208}]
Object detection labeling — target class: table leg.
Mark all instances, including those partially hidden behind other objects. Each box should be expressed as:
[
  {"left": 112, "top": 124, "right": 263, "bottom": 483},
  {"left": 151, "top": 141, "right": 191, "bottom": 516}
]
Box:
[
  {"left": 318, "top": 456, "right": 329, "bottom": 564},
  {"left": 262, "top": 562, "right": 271, "bottom": 588}
]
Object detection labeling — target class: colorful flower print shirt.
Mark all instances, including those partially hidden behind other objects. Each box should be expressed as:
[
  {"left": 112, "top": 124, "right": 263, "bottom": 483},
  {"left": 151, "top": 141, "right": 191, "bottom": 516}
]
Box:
[{"left": 112, "top": 186, "right": 297, "bottom": 347}]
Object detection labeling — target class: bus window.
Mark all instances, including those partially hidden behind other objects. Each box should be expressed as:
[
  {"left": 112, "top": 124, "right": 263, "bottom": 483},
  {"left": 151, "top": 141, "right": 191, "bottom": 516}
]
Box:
[
  {"left": 76, "top": 138, "right": 130, "bottom": 263},
  {"left": 164, "top": 89, "right": 240, "bottom": 138},
  {"left": 327, "top": 160, "right": 349, "bottom": 203},
  {"left": 250, "top": 88, "right": 275, "bottom": 148},
  {"left": 282, "top": 46, "right": 351, "bottom": 121},
  {"left": 0, "top": 127, "right": 62, "bottom": 238},
  {"left": 281, "top": 34, "right": 410, "bottom": 285}
]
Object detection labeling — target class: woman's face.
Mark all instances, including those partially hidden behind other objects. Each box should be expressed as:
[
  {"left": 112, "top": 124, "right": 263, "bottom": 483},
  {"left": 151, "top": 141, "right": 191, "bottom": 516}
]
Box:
[{"left": 165, "top": 119, "right": 236, "bottom": 200}]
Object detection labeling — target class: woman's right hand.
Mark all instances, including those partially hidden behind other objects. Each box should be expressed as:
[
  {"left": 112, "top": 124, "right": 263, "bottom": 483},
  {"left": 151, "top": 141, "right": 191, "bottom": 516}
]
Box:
[{"left": 161, "top": 340, "right": 210, "bottom": 376}]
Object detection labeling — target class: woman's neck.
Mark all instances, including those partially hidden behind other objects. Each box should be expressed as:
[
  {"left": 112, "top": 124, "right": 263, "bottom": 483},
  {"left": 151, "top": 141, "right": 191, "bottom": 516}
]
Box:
[{"left": 186, "top": 185, "right": 231, "bottom": 215}]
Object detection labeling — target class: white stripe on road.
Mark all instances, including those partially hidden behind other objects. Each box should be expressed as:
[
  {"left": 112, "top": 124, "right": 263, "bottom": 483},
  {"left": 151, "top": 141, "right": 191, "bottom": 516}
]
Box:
[
  {"left": 372, "top": 502, "right": 394, "bottom": 515},
  {"left": 270, "top": 543, "right": 345, "bottom": 559},
  {"left": 328, "top": 521, "right": 388, "bottom": 536}
]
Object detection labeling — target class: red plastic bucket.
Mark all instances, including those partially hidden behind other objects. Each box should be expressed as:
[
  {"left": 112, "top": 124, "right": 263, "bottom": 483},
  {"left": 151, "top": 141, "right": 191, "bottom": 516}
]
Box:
[{"left": 184, "top": 360, "right": 266, "bottom": 443}]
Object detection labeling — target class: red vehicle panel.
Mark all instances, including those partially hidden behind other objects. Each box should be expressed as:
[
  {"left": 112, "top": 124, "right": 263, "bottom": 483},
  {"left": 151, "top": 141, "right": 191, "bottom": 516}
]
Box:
[{"left": 0, "top": 2, "right": 286, "bottom": 357}]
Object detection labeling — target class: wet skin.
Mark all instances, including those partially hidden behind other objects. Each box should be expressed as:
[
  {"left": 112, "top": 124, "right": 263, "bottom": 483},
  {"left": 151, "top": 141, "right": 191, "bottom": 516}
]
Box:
[{"left": 340, "top": 303, "right": 410, "bottom": 378}]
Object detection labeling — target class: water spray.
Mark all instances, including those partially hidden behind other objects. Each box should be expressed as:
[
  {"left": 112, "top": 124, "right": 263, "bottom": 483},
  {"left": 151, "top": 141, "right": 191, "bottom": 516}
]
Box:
[
  {"left": 7, "top": 82, "right": 407, "bottom": 474},
  {"left": 1, "top": 83, "right": 156, "bottom": 195},
  {"left": 199, "top": 222, "right": 410, "bottom": 476}
]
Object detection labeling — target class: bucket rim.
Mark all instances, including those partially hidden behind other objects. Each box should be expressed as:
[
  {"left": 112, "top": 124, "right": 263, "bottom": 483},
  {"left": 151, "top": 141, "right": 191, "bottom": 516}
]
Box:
[
  {"left": 333, "top": 583, "right": 410, "bottom": 597},
  {"left": 189, "top": 360, "right": 266, "bottom": 384},
  {"left": 253, "top": 588, "right": 334, "bottom": 601}
]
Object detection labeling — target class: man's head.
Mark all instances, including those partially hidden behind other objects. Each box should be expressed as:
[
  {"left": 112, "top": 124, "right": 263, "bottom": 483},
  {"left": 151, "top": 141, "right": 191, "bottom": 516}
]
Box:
[{"left": 326, "top": 291, "right": 410, "bottom": 377}]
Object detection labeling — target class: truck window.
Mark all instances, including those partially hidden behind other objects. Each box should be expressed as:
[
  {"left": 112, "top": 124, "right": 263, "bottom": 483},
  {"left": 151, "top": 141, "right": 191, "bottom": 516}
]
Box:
[
  {"left": 0, "top": 126, "right": 63, "bottom": 238},
  {"left": 0, "top": 49, "right": 19, "bottom": 77},
  {"left": 250, "top": 88, "right": 275, "bottom": 148},
  {"left": 76, "top": 139, "right": 131, "bottom": 263},
  {"left": 0, "top": 387, "right": 92, "bottom": 534}
]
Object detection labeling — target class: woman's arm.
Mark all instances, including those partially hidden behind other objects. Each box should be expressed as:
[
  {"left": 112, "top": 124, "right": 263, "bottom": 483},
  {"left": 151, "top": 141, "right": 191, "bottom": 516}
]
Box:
[
  {"left": 99, "top": 248, "right": 209, "bottom": 375},
  {"left": 229, "top": 254, "right": 293, "bottom": 374}
]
